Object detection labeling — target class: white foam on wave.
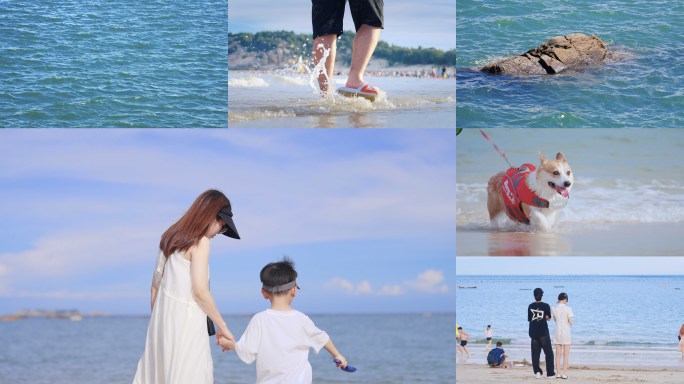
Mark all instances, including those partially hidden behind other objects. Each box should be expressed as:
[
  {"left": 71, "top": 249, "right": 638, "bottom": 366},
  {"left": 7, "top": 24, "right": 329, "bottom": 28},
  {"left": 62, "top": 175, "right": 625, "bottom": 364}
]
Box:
[
  {"left": 272, "top": 75, "right": 309, "bottom": 86},
  {"left": 457, "top": 178, "right": 684, "bottom": 226},
  {"left": 229, "top": 109, "right": 295, "bottom": 122},
  {"left": 228, "top": 76, "right": 269, "bottom": 88}
]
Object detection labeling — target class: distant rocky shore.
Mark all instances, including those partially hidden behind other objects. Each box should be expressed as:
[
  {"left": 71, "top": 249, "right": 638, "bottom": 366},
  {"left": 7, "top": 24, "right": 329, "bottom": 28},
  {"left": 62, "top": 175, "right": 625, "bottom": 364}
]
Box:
[
  {"left": 229, "top": 31, "right": 455, "bottom": 71},
  {"left": 0, "top": 309, "right": 111, "bottom": 321}
]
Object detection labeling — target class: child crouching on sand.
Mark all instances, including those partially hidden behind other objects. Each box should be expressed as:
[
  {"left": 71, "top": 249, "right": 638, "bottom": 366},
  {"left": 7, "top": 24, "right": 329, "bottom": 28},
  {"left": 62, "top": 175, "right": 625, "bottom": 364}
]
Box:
[
  {"left": 218, "top": 257, "right": 349, "bottom": 383},
  {"left": 487, "top": 342, "right": 512, "bottom": 368}
]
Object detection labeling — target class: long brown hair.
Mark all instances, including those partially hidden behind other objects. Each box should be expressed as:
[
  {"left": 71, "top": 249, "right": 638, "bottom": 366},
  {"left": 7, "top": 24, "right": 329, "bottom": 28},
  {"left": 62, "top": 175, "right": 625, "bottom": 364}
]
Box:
[
  {"left": 160, "top": 189, "right": 231, "bottom": 257},
  {"left": 680, "top": 324, "right": 684, "bottom": 336}
]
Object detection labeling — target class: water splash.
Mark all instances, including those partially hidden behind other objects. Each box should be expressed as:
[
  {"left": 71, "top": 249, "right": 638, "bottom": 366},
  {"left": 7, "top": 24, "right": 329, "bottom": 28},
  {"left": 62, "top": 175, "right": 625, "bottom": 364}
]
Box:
[{"left": 309, "top": 43, "right": 332, "bottom": 96}]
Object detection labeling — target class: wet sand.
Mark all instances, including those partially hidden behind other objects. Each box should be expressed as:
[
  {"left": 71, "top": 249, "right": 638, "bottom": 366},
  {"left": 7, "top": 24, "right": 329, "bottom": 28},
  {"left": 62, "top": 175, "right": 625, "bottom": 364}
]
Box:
[
  {"left": 456, "top": 222, "right": 684, "bottom": 256},
  {"left": 456, "top": 363, "right": 684, "bottom": 383}
]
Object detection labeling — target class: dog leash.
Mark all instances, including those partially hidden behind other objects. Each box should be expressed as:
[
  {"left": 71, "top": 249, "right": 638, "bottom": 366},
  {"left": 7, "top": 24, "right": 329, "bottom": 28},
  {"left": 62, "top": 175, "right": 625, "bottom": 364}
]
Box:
[{"left": 479, "top": 129, "right": 514, "bottom": 168}]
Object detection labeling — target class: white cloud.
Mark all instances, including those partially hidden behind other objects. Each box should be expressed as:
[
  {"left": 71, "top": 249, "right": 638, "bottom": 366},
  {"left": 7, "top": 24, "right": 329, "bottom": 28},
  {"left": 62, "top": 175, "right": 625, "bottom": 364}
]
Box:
[
  {"left": 324, "top": 278, "right": 373, "bottom": 295},
  {"left": 406, "top": 269, "right": 450, "bottom": 294},
  {"left": 378, "top": 284, "right": 404, "bottom": 296},
  {"left": 325, "top": 278, "right": 355, "bottom": 293},
  {"left": 0, "top": 227, "right": 157, "bottom": 278},
  {"left": 325, "top": 269, "right": 450, "bottom": 297},
  {"left": 0, "top": 263, "right": 8, "bottom": 276}
]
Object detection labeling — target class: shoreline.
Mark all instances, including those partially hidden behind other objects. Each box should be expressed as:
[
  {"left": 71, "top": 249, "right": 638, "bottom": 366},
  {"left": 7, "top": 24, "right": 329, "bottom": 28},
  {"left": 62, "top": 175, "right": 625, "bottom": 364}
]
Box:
[
  {"left": 456, "top": 222, "right": 684, "bottom": 256},
  {"left": 456, "top": 362, "right": 684, "bottom": 383}
]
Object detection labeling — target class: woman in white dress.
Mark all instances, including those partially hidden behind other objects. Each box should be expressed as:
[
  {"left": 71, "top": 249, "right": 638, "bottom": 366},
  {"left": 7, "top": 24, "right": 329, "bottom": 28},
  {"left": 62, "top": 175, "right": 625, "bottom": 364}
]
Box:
[
  {"left": 134, "top": 189, "right": 240, "bottom": 383},
  {"left": 551, "top": 292, "right": 573, "bottom": 379}
]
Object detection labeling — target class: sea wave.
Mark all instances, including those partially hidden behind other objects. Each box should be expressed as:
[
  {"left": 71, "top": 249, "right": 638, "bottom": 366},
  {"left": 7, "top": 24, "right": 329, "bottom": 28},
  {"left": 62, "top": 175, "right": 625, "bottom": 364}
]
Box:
[
  {"left": 228, "top": 76, "right": 269, "bottom": 88},
  {"left": 457, "top": 178, "right": 684, "bottom": 225}
]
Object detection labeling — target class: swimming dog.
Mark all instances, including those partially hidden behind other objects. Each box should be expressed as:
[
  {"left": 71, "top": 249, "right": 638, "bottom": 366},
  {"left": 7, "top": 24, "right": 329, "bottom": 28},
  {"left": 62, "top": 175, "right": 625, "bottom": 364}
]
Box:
[{"left": 487, "top": 152, "right": 573, "bottom": 231}]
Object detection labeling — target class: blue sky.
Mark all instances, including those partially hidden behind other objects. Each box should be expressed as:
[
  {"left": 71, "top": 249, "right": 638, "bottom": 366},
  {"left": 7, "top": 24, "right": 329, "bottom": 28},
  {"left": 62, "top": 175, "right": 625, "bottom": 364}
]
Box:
[
  {"left": 229, "top": 0, "right": 456, "bottom": 51},
  {"left": 457, "top": 257, "right": 684, "bottom": 275},
  {"left": 0, "top": 129, "right": 455, "bottom": 315}
]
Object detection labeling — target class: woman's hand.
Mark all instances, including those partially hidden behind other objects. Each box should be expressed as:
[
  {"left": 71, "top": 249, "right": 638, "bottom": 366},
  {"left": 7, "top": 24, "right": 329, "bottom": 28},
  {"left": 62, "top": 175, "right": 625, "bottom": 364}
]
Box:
[
  {"left": 217, "top": 336, "right": 236, "bottom": 352},
  {"left": 216, "top": 325, "right": 234, "bottom": 347}
]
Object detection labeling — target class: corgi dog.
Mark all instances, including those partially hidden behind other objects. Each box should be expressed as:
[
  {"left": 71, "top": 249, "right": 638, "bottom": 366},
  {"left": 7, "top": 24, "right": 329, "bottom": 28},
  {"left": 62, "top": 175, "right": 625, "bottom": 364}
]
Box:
[{"left": 487, "top": 152, "right": 573, "bottom": 232}]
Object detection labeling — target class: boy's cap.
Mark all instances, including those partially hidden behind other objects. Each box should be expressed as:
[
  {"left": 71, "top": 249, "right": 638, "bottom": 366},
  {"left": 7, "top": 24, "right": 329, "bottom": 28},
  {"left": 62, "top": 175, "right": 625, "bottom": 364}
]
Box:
[
  {"left": 217, "top": 207, "right": 240, "bottom": 239},
  {"left": 533, "top": 288, "right": 544, "bottom": 296},
  {"left": 262, "top": 279, "right": 300, "bottom": 293}
]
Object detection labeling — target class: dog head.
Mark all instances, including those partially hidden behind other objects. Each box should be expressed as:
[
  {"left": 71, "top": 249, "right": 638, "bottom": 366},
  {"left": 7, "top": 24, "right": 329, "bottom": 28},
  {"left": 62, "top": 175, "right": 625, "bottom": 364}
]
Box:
[{"left": 536, "top": 152, "right": 573, "bottom": 198}]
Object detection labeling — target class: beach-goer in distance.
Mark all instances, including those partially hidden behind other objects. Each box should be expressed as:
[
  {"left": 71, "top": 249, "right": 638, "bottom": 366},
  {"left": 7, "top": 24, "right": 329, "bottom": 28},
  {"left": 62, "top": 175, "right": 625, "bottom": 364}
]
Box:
[
  {"left": 528, "top": 288, "right": 556, "bottom": 379},
  {"left": 218, "top": 257, "right": 350, "bottom": 383},
  {"left": 485, "top": 324, "right": 494, "bottom": 352},
  {"left": 679, "top": 323, "right": 684, "bottom": 359},
  {"left": 457, "top": 327, "right": 471, "bottom": 360},
  {"left": 552, "top": 292, "right": 574, "bottom": 379},
  {"left": 312, "top": 0, "right": 384, "bottom": 99},
  {"left": 133, "top": 189, "right": 240, "bottom": 383},
  {"left": 487, "top": 341, "right": 512, "bottom": 368}
]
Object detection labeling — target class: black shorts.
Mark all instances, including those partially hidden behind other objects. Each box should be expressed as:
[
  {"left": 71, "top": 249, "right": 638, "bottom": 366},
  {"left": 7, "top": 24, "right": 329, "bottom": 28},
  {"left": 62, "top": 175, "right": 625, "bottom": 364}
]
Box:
[
  {"left": 460, "top": 340, "right": 467, "bottom": 347},
  {"left": 312, "top": 0, "right": 384, "bottom": 39}
]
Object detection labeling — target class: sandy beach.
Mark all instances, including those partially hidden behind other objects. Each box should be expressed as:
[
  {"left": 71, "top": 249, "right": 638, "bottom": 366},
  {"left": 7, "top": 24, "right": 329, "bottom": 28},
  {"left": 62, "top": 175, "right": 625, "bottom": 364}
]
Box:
[
  {"left": 456, "top": 362, "right": 684, "bottom": 383},
  {"left": 456, "top": 222, "right": 684, "bottom": 256}
]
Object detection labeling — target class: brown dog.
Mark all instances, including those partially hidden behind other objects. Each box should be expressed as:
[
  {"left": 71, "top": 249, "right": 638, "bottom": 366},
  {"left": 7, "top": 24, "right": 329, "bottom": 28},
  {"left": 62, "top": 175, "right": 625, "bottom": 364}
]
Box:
[{"left": 487, "top": 153, "right": 573, "bottom": 231}]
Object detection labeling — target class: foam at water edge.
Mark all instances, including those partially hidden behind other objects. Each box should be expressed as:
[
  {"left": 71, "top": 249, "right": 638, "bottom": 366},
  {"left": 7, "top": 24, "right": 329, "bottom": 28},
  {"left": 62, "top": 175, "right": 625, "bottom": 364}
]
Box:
[{"left": 228, "top": 77, "right": 269, "bottom": 88}]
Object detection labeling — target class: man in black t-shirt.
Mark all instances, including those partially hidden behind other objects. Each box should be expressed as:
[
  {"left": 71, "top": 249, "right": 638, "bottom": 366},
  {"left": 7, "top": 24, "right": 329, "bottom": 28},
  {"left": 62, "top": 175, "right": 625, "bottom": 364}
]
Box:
[{"left": 528, "top": 287, "right": 555, "bottom": 378}]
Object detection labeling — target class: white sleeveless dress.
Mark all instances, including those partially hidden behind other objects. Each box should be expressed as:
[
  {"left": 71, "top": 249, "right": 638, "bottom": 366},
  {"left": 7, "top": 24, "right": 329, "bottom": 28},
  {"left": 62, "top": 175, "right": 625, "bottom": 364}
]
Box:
[
  {"left": 133, "top": 251, "right": 213, "bottom": 384},
  {"left": 551, "top": 303, "right": 574, "bottom": 345}
]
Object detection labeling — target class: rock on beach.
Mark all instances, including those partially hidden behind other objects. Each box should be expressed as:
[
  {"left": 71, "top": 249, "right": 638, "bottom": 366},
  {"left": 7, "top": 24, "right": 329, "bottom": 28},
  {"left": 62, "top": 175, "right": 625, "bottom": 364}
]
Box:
[{"left": 481, "top": 33, "right": 608, "bottom": 75}]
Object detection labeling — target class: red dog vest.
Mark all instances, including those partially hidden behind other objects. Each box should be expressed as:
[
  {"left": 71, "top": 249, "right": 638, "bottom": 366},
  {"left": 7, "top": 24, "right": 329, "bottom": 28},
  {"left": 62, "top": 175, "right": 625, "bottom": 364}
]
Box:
[{"left": 501, "top": 164, "right": 549, "bottom": 225}]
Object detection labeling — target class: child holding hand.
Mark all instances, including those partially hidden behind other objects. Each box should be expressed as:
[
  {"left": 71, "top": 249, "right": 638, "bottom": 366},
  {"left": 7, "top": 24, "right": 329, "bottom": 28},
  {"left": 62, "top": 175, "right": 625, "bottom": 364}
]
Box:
[{"left": 219, "top": 257, "right": 350, "bottom": 383}]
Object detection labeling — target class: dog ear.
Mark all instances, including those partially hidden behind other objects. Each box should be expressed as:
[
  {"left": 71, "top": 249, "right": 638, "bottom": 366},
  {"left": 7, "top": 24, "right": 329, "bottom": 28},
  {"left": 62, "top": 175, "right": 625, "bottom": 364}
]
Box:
[
  {"left": 556, "top": 152, "right": 567, "bottom": 162},
  {"left": 538, "top": 152, "right": 548, "bottom": 164}
]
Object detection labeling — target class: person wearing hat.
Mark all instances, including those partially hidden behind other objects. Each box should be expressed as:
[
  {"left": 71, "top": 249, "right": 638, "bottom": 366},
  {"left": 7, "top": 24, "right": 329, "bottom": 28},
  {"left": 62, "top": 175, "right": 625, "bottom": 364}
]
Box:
[
  {"left": 218, "top": 257, "right": 350, "bottom": 383},
  {"left": 552, "top": 292, "right": 574, "bottom": 379},
  {"left": 528, "top": 287, "right": 556, "bottom": 379},
  {"left": 134, "top": 189, "right": 240, "bottom": 383}
]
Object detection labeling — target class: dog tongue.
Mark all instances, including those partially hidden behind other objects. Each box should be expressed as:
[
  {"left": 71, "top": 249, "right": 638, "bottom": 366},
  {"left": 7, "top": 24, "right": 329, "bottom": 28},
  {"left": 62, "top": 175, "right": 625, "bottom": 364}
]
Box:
[{"left": 555, "top": 186, "right": 569, "bottom": 198}]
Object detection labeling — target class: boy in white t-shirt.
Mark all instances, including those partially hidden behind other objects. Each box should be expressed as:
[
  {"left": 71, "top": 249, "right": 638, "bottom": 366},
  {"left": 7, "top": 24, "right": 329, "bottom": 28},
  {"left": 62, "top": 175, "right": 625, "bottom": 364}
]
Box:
[{"left": 219, "top": 257, "right": 349, "bottom": 383}]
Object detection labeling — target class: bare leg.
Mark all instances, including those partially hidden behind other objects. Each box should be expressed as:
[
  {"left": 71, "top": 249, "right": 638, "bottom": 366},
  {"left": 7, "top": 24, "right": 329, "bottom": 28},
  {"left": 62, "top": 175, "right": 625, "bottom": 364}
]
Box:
[
  {"left": 346, "top": 24, "right": 382, "bottom": 88},
  {"left": 313, "top": 34, "right": 337, "bottom": 94},
  {"left": 562, "top": 344, "right": 570, "bottom": 376},
  {"left": 464, "top": 346, "right": 470, "bottom": 359},
  {"left": 554, "top": 344, "right": 561, "bottom": 376}
]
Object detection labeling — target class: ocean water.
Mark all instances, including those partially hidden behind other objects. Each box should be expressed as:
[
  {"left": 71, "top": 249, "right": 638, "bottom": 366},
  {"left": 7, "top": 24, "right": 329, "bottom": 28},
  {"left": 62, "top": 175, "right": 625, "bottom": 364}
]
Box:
[
  {"left": 456, "top": 128, "right": 684, "bottom": 230},
  {"left": 456, "top": 0, "right": 684, "bottom": 127},
  {"left": 0, "top": 313, "right": 456, "bottom": 383},
  {"left": 456, "top": 275, "right": 684, "bottom": 368},
  {"left": 0, "top": 0, "right": 228, "bottom": 128},
  {"left": 228, "top": 71, "right": 456, "bottom": 128}
]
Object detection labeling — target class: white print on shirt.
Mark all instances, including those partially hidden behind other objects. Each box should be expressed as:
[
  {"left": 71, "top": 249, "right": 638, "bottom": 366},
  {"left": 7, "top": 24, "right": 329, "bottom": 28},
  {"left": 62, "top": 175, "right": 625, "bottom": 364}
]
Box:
[{"left": 530, "top": 308, "right": 544, "bottom": 321}]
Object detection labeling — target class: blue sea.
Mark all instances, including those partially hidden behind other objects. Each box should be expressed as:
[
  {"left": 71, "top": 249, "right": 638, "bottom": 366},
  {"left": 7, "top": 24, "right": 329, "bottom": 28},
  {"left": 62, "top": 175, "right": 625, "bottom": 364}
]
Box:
[
  {"left": 0, "top": 313, "right": 455, "bottom": 383},
  {"left": 0, "top": 0, "right": 227, "bottom": 128},
  {"left": 456, "top": 0, "right": 684, "bottom": 127},
  {"left": 456, "top": 275, "right": 684, "bottom": 368}
]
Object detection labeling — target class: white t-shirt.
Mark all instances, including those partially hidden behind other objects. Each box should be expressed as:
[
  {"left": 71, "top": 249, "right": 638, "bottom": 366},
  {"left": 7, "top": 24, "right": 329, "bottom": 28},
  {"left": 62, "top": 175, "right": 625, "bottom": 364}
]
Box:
[{"left": 235, "top": 309, "right": 330, "bottom": 384}]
